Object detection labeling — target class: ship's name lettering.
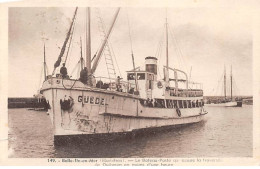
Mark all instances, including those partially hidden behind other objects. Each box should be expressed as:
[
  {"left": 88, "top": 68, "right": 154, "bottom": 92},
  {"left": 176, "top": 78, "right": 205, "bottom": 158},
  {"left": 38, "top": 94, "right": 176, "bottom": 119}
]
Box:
[{"left": 78, "top": 96, "right": 105, "bottom": 105}]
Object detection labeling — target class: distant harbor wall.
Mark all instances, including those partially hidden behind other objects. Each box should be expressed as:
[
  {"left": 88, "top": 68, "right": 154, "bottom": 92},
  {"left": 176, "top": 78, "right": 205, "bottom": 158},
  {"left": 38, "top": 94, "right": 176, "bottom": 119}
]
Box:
[
  {"left": 8, "top": 97, "right": 46, "bottom": 108},
  {"left": 203, "top": 96, "right": 253, "bottom": 105}
]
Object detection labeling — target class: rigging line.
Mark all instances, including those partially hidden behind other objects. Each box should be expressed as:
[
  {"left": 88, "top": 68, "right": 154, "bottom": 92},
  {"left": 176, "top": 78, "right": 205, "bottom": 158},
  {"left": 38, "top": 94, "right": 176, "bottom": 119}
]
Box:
[
  {"left": 101, "top": 12, "right": 121, "bottom": 76},
  {"left": 169, "top": 23, "right": 188, "bottom": 70},
  {"left": 155, "top": 32, "right": 164, "bottom": 78},
  {"left": 157, "top": 36, "right": 164, "bottom": 79},
  {"left": 109, "top": 41, "right": 122, "bottom": 77},
  {"left": 70, "top": 60, "right": 81, "bottom": 77},
  {"left": 126, "top": 8, "right": 138, "bottom": 91},
  {"left": 67, "top": 11, "right": 80, "bottom": 72},
  {"left": 155, "top": 31, "right": 165, "bottom": 58},
  {"left": 52, "top": 7, "right": 78, "bottom": 76},
  {"left": 126, "top": 8, "right": 134, "bottom": 56},
  {"left": 92, "top": 8, "right": 104, "bottom": 62},
  {"left": 84, "top": 7, "right": 87, "bottom": 65},
  {"left": 214, "top": 71, "right": 223, "bottom": 96},
  {"left": 168, "top": 23, "right": 189, "bottom": 73},
  {"left": 165, "top": 24, "right": 181, "bottom": 70},
  {"left": 64, "top": 14, "right": 77, "bottom": 65},
  {"left": 169, "top": 27, "right": 186, "bottom": 72},
  {"left": 94, "top": 8, "right": 120, "bottom": 70},
  {"left": 157, "top": 24, "right": 168, "bottom": 78},
  {"left": 95, "top": 8, "right": 119, "bottom": 80},
  {"left": 168, "top": 30, "right": 181, "bottom": 69}
]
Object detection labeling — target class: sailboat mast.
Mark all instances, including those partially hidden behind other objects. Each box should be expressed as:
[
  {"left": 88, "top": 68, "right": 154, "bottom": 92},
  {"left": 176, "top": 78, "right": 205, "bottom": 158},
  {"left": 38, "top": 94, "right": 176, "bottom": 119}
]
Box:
[
  {"left": 224, "top": 65, "right": 226, "bottom": 100},
  {"left": 43, "top": 43, "right": 47, "bottom": 80},
  {"left": 86, "top": 7, "right": 91, "bottom": 73},
  {"left": 231, "top": 65, "right": 233, "bottom": 100}
]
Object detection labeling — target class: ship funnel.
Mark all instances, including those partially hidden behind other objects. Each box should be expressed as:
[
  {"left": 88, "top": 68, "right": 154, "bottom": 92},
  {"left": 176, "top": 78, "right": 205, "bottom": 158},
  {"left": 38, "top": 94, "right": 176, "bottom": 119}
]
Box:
[{"left": 145, "top": 56, "right": 157, "bottom": 75}]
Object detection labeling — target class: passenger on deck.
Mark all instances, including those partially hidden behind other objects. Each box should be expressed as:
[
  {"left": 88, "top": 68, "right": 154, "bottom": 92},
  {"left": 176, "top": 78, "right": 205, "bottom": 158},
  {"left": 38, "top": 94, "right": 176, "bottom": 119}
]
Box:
[
  {"left": 79, "top": 67, "right": 88, "bottom": 84},
  {"left": 129, "top": 88, "right": 134, "bottom": 94},
  {"left": 96, "top": 80, "right": 103, "bottom": 88},
  {"left": 60, "top": 63, "right": 68, "bottom": 78},
  {"left": 150, "top": 99, "right": 154, "bottom": 107},
  {"left": 116, "top": 76, "right": 123, "bottom": 92},
  {"left": 146, "top": 99, "right": 149, "bottom": 107},
  {"left": 154, "top": 100, "right": 158, "bottom": 107},
  {"left": 146, "top": 98, "right": 153, "bottom": 107},
  {"left": 196, "top": 100, "right": 199, "bottom": 107},
  {"left": 102, "top": 83, "right": 109, "bottom": 90}
]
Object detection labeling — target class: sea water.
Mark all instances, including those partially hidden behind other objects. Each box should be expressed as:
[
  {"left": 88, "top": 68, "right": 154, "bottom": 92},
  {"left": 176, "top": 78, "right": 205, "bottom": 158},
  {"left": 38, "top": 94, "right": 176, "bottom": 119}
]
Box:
[{"left": 8, "top": 105, "right": 252, "bottom": 158}]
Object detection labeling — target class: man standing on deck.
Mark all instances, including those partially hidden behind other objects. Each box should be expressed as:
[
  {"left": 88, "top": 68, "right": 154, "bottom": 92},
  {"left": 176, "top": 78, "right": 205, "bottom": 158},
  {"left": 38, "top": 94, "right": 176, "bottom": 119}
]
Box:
[
  {"left": 60, "top": 63, "right": 68, "bottom": 78},
  {"left": 116, "top": 76, "right": 123, "bottom": 92},
  {"left": 79, "top": 67, "right": 88, "bottom": 84}
]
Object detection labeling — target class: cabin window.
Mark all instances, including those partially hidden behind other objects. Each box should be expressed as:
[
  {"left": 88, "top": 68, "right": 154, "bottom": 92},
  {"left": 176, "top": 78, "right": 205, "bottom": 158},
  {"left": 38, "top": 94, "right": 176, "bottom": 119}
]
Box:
[
  {"left": 178, "top": 100, "right": 183, "bottom": 108},
  {"left": 192, "top": 100, "right": 196, "bottom": 108},
  {"left": 196, "top": 100, "right": 199, "bottom": 107},
  {"left": 127, "top": 73, "right": 135, "bottom": 80},
  {"left": 173, "top": 100, "right": 177, "bottom": 108},
  {"left": 166, "top": 99, "right": 173, "bottom": 108},
  {"left": 166, "top": 99, "right": 170, "bottom": 108},
  {"left": 137, "top": 73, "right": 145, "bottom": 80},
  {"left": 154, "top": 99, "right": 165, "bottom": 108},
  {"left": 188, "top": 100, "right": 191, "bottom": 108},
  {"left": 170, "top": 100, "right": 174, "bottom": 108},
  {"left": 170, "top": 90, "right": 175, "bottom": 96},
  {"left": 183, "top": 100, "right": 187, "bottom": 108}
]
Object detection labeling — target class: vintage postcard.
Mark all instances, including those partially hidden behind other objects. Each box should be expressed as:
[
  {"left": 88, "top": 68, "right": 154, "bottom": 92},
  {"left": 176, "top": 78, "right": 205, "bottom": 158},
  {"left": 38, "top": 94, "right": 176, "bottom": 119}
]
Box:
[{"left": 0, "top": 0, "right": 260, "bottom": 166}]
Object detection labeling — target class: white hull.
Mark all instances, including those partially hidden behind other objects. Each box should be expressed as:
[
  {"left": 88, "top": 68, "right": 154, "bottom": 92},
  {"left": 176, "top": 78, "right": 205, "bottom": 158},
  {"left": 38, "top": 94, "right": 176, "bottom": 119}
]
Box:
[
  {"left": 41, "top": 78, "right": 207, "bottom": 137},
  {"left": 204, "top": 101, "right": 238, "bottom": 107}
]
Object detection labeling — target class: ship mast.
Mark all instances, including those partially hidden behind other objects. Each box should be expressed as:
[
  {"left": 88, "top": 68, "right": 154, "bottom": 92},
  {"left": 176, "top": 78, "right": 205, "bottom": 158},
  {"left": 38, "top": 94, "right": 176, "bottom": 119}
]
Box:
[
  {"left": 80, "top": 37, "right": 84, "bottom": 70},
  {"left": 86, "top": 7, "right": 91, "bottom": 73},
  {"left": 126, "top": 9, "right": 138, "bottom": 92},
  {"left": 224, "top": 65, "right": 226, "bottom": 100},
  {"left": 165, "top": 10, "right": 169, "bottom": 83},
  {"left": 231, "top": 65, "right": 233, "bottom": 100},
  {"left": 91, "top": 8, "right": 120, "bottom": 74},
  {"left": 43, "top": 43, "right": 47, "bottom": 80}
]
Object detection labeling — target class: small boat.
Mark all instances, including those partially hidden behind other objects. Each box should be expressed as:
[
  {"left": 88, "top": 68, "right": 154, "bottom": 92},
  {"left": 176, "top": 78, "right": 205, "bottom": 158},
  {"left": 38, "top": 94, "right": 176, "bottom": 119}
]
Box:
[{"left": 205, "top": 66, "right": 242, "bottom": 107}]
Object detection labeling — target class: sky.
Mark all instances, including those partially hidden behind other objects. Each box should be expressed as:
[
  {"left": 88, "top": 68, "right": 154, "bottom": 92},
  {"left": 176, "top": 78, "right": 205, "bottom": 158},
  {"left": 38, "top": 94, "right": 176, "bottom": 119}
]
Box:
[{"left": 8, "top": 7, "right": 253, "bottom": 97}]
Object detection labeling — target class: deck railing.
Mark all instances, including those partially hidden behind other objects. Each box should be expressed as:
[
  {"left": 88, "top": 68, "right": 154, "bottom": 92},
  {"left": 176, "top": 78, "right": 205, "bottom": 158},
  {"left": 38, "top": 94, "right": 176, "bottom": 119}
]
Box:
[{"left": 94, "top": 76, "right": 138, "bottom": 94}]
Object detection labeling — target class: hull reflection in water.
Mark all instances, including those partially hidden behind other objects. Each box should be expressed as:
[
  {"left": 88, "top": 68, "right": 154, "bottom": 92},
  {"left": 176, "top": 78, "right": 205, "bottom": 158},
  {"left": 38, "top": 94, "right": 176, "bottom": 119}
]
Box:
[{"left": 54, "top": 121, "right": 207, "bottom": 158}]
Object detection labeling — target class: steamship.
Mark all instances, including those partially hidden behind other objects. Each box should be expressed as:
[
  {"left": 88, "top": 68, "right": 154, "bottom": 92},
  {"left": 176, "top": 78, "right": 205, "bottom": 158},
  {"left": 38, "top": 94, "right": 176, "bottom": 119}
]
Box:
[{"left": 40, "top": 7, "right": 207, "bottom": 144}]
